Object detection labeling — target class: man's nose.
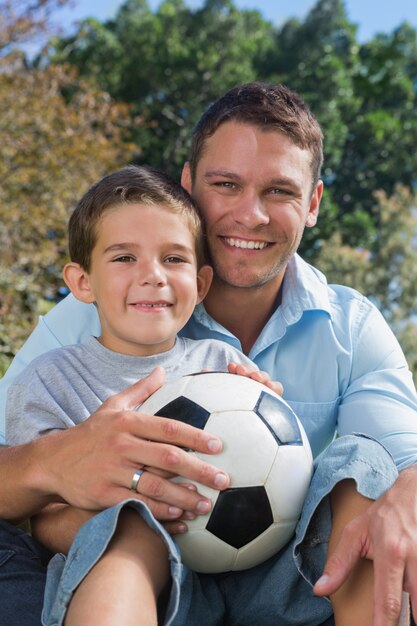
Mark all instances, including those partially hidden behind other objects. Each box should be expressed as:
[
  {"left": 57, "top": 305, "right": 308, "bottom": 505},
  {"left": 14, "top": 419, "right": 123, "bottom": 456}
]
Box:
[{"left": 233, "top": 192, "right": 269, "bottom": 228}]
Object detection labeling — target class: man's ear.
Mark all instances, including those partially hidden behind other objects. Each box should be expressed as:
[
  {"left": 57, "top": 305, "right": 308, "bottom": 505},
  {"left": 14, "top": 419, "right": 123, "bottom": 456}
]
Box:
[
  {"left": 196, "top": 264, "right": 213, "bottom": 303},
  {"left": 181, "top": 162, "right": 192, "bottom": 194},
  {"left": 63, "top": 263, "right": 96, "bottom": 304},
  {"left": 305, "top": 180, "right": 323, "bottom": 228}
]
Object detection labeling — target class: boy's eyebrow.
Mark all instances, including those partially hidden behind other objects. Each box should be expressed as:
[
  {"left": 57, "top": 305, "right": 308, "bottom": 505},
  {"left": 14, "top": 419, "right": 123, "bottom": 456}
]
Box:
[{"left": 103, "top": 242, "right": 195, "bottom": 254}]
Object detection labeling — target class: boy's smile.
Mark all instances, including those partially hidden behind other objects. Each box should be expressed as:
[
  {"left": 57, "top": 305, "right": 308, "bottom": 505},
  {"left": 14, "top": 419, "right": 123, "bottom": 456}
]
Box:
[{"left": 67, "top": 203, "right": 211, "bottom": 356}]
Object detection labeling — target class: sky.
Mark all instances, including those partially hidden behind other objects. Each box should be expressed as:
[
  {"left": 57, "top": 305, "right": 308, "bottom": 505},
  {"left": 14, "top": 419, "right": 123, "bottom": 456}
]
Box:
[{"left": 53, "top": 0, "right": 417, "bottom": 43}]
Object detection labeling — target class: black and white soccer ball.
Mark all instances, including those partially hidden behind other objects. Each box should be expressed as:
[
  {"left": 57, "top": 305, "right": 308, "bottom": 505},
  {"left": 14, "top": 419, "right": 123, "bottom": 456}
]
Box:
[{"left": 140, "top": 371, "right": 313, "bottom": 573}]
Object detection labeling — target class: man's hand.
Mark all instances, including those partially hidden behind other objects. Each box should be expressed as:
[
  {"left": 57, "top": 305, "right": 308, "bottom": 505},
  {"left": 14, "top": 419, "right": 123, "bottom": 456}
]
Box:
[
  {"left": 32, "top": 366, "right": 229, "bottom": 521},
  {"left": 227, "top": 362, "right": 284, "bottom": 396},
  {"left": 314, "top": 466, "right": 417, "bottom": 625}
]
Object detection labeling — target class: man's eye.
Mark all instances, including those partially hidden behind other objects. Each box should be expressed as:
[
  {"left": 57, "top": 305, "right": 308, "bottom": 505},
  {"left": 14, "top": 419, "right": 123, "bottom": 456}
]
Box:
[
  {"left": 270, "top": 188, "right": 291, "bottom": 195},
  {"left": 213, "top": 181, "right": 236, "bottom": 189}
]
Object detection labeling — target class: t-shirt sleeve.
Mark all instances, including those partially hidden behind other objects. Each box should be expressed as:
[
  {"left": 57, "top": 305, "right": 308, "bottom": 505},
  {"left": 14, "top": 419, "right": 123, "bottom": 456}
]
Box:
[{"left": 0, "top": 295, "right": 99, "bottom": 444}]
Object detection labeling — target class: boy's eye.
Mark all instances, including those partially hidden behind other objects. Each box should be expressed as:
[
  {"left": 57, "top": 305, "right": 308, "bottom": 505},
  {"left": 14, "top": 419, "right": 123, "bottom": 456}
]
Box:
[
  {"left": 165, "top": 256, "right": 185, "bottom": 264},
  {"left": 113, "top": 255, "right": 135, "bottom": 263}
]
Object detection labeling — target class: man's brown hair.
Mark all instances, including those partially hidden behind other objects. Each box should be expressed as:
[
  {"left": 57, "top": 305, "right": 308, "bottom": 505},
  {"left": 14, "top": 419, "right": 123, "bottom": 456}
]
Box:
[{"left": 189, "top": 82, "right": 323, "bottom": 191}]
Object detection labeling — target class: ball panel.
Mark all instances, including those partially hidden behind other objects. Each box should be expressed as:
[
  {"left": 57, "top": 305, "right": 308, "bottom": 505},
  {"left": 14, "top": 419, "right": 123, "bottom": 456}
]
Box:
[
  {"left": 200, "top": 411, "right": 278, "bottom": 484},
  {"left": 180, "top": 372, "right": 265, "bottom": 413},
  {"left": 255, "top": 391, "right": 303, "bottom": 445},
  {"left": 233, "top": 521, "right": 297, "bottom": 571},
  {"left": 265, "top": 446, "right": 313, "bottom": 522},
  {"left": 175, "top": 530, "right": 237, "bottom": 573},
  {"left": 139, "top": 377, "right": 190, "bottom": 414},
  {"left": 206, "top": 486, "right": 273, "bottom": 548},
  {"left": 154, "top": 397, "right": 210, "bottom": 430}
]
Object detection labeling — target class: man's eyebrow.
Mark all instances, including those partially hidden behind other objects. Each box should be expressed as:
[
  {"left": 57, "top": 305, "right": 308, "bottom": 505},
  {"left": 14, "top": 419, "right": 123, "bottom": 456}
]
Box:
[
  {"left": 204, "top": 170, "right": 301, "bottom": 189},
  {"left": 203, "top": 169, "right": 243, "bottom": 181}
]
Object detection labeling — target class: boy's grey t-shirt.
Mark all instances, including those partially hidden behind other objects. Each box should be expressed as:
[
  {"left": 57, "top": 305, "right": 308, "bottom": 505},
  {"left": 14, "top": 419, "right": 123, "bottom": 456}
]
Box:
[{"left": 6, "top": 336, "right": 255, "bottom": 446}]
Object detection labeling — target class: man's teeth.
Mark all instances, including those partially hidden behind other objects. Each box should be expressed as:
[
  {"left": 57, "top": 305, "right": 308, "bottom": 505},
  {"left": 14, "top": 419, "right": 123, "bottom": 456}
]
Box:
[
  {"left": 225, "top": 237, "right": 268, "bottom": 250},
  {"left": 139, "top": 303, "right": 170, "bottom": 307}
]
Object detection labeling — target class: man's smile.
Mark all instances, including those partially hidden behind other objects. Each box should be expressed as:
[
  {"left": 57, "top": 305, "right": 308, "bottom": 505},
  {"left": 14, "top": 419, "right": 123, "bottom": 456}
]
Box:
[{"left": 222, "top": 236, "right": 271, "bottom": 250}]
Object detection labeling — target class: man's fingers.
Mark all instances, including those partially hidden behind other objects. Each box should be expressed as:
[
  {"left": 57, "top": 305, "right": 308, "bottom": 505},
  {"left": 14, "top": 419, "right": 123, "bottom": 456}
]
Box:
[
  {"left": 373, "top": 553, "right": 405, "bottom": 625},
  {"left": 121, "top": 437, "right": 229, "bottom": 492},
  {"left": 313, "top": 521, "right": 364, "bottom": 596},
  {"left": 126, "top": 469, "right": 212, "bottom": 516},
  {"left": 117, "top": 409, "right": 224, "bottom": 457},
  {"left": 105, "top": 366, "right": 166, "bottom": 410}
]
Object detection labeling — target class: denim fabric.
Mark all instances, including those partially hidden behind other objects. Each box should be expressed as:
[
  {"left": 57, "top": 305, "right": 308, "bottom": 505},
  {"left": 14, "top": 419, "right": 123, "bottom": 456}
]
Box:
[
  {"left": 0, "top": 519, "right": 50, "bottom": 626},
  {"left": 42, "top": 434, "right": 398, "bottom": 626}
]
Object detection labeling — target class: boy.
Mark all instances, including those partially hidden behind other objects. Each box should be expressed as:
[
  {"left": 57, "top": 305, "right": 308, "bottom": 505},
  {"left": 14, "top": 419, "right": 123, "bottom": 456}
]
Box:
[{"left": 6, "top": 164, "right": 278, "bottom": 625}]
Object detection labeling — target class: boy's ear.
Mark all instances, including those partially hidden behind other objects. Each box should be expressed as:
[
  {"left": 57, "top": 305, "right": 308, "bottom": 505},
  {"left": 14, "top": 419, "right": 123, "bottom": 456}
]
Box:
[
  {"left": 63, "top": 263, "right": 96, "bottom": 304},
  {"left": 181, "top": 162, "right": 192, "bottom": 194},
  {"left": 196, "top": 264, "right": 213, "bottom": 303}
]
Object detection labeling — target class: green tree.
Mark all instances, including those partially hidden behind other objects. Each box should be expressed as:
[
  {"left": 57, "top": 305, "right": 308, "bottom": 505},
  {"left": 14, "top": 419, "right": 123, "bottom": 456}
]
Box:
[
  {"left": 316, "top": 186, "right": 417, "bottom": 382},
  {"left": 46, "top": 0, "right": 274, "bottom": 177}
]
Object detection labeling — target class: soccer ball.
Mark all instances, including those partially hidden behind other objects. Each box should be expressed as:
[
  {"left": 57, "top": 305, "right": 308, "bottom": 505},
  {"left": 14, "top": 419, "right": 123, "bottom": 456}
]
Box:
[{"left": 140, "top": 372, "right": 313, "bottom": 573}]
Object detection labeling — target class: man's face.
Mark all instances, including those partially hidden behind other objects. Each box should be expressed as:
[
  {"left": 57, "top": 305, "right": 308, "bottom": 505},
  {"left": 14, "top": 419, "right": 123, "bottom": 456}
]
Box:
[{"left": 182, "top": 121, "right": 322, "bottom": 291}]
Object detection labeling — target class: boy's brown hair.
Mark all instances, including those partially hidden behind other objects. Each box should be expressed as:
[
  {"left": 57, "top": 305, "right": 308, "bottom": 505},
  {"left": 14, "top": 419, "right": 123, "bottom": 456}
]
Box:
[{"left": 68, "top": 165, "right": 206, "bottom": 271}]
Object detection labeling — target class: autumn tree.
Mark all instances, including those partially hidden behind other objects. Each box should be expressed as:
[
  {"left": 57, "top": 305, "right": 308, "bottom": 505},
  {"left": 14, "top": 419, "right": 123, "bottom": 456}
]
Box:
[{"left": 0, "top": 3, "right": 136, "bottom": 373}]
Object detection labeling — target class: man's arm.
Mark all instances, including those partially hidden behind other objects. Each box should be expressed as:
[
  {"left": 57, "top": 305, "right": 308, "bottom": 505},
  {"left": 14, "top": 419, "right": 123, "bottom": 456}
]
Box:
[
  {"left": 314, "top": 465, "right": 417, "bottom": 624},
  {"left": 1, "top": 369, "right": 229, "bottom": 523},
  {"left": 315, "top": 303, "right": 417, "bottom": 624}
]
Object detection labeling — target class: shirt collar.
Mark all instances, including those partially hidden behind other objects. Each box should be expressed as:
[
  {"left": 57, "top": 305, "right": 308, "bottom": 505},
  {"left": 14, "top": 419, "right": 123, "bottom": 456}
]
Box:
[{"left": 194, "top": 254, "right": 331, "bottom": 328}]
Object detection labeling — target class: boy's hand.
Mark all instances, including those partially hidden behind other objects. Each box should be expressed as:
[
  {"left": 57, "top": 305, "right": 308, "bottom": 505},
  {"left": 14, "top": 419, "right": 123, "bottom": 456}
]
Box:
[
  {"left": 35, "top": 366, "right": 229, "bottom": 522},
  {"left": 227, "top": 362, "right": 284, "bottom": 396}
]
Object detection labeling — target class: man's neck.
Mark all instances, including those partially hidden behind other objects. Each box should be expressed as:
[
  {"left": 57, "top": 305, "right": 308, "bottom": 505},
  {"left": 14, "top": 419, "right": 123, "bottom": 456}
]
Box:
[{"left": 203, "top": 275, "right": 284, "bottom": 355}]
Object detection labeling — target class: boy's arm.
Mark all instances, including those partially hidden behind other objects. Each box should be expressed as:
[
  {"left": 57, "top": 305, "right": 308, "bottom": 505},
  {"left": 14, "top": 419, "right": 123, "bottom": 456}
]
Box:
[{"left": 31, "top": 503, "right": 95, "bottom": 555}]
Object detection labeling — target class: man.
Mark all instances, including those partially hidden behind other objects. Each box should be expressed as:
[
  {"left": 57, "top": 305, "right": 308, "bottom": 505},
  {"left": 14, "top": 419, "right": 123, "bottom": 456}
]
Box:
[{"left": 1, "top": 82, "right": 417, "bottom": 625}]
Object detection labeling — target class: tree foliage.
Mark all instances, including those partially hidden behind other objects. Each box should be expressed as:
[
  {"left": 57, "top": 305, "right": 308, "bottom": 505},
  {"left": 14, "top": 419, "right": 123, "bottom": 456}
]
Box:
[
  {"left": 316, "top": 186, "right": 417, "bottom": 383},
  {"left": 47, "top": 0, "right": 274, "bottom": 177},
  {"left": 0, "top": 7, "right": 136, "bottom": 373},
  {"left": 1, "top": 0, "right": 417, "bottom": 377}
]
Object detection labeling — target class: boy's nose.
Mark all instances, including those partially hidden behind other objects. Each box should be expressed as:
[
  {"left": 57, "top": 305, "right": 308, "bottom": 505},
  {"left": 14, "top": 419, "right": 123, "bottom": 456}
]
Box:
[{"left": 140, "top": 261, "right": 166, "bottom": 286}]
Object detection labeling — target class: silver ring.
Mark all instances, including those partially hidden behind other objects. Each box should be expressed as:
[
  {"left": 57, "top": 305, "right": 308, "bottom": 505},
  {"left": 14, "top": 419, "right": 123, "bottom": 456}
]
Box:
[{"left": 130, "top": 469, "right": 144, "bottom": 492}]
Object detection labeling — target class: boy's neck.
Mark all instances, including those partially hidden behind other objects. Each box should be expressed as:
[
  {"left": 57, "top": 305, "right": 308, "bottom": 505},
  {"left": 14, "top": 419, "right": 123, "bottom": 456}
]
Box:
[
  {"left": 203, "top": 275, "right": 284, "bottom": 355},
  {"left": 97, "top": 335, "right": 177, "bottom": 357}
]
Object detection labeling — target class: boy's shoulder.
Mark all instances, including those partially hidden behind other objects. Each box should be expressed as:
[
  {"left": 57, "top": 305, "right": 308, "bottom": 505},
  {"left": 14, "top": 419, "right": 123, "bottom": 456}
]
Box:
[{"left": 11, "top": 341, "right": 91, "bottom": 387}]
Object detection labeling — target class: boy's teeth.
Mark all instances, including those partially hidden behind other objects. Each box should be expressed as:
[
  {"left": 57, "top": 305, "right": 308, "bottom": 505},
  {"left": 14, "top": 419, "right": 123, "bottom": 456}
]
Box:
[{"left": 226, "top": 237, "right": 268, "bottom": 250}]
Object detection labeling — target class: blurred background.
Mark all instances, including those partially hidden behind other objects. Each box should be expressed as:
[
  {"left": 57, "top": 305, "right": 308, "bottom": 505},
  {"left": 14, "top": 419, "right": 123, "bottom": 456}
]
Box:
[{"left": 1, "top": 0, "right": 417, "bottom": 380}]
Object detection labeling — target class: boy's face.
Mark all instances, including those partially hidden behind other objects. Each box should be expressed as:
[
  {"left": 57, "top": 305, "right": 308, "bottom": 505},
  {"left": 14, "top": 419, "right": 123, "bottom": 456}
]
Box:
[{"left": 65, "top": 203, "right": 212, "bottom": 356}]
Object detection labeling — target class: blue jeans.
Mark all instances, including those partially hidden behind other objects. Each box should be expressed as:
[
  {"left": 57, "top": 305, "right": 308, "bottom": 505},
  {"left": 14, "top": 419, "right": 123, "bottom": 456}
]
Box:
[
  {"left": 0, "top": 519, "right": 50, "bottom": 626},
  {"left": 42, "top": 435, "right": 398, "bottom": 626}
]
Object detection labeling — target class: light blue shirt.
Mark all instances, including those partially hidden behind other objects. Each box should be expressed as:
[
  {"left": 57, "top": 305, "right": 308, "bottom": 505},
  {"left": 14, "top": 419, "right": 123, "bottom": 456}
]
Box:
[{"left": 2, "top": 254, "right": 417, "bottom": 468}]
